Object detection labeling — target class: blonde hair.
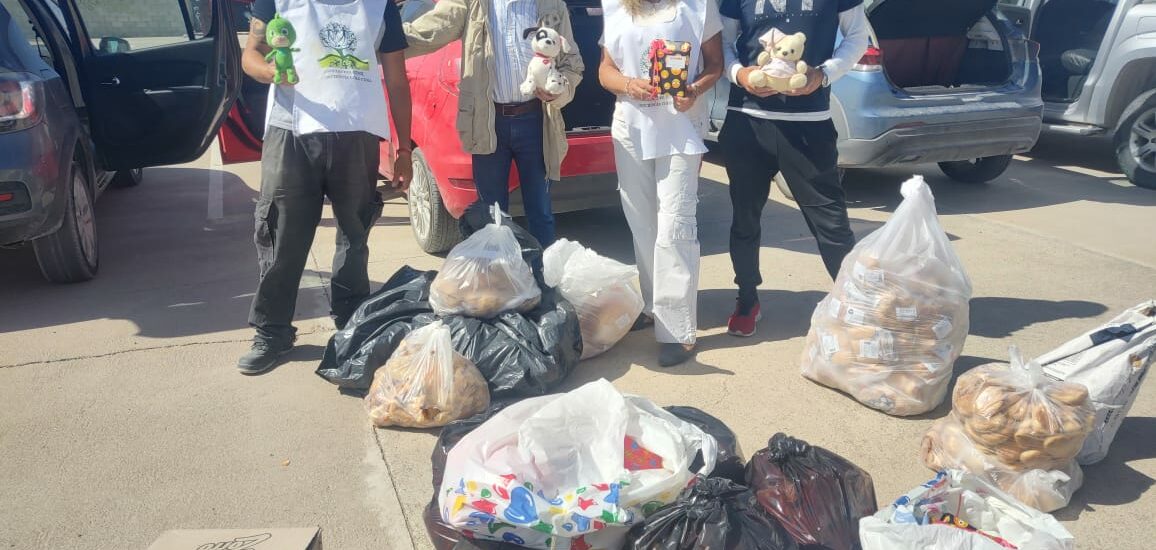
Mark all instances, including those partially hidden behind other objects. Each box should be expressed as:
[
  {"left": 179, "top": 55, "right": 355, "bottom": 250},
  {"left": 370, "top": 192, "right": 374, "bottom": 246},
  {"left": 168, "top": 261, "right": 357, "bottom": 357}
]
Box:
[{"left": 621, "top": 0, "right": 671, "bottom": 18}]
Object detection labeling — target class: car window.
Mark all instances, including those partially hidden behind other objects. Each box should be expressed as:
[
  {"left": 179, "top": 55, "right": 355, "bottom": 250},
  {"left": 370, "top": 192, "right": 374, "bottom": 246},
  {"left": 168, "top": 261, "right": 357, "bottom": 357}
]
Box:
[
  {"left": 398, "top": 0, "right": 434, "bottom": 23},
  {"left": 0, "top": 0, "right": 56, "bottom": 71},
  {"left": 73, "top": 0, "right": 212, "bottom": 55}
]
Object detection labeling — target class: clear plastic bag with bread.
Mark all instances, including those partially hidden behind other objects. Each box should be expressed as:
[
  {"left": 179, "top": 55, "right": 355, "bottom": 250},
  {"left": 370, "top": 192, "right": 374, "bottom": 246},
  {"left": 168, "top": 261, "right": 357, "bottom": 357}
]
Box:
[
  {"left": 543, "top": 238, "right": 644, "bottom": 359},
  {"left": 922, "top": 414, "right": 1085, "bottom": 512},
  {"left": 921, "top": 345, "right": 1096, "bottom": 511},
  {"left": 365, "top": 321, "right": 491, "bottom": 428},
  {"left": 801, "top": 176, "right": 972, "bottom": 416},
  {"left": 430, "top": 205, "right": 542, "bottom": 319}
]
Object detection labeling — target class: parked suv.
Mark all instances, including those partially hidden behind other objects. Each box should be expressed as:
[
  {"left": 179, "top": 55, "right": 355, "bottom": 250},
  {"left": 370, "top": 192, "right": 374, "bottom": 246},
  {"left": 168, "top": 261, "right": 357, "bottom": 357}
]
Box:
[
  {"left": 217, "top": 0, "right": 619, "bottom": 253},
  {"left": 0, "top": 0, "right": 240, "bottom": 282},
  {"left": 1000, "top": 0, "right": 1156, "bottom": 189},
  {"left": 706, "top": 0, "right": 1044, "bottom": 186}
]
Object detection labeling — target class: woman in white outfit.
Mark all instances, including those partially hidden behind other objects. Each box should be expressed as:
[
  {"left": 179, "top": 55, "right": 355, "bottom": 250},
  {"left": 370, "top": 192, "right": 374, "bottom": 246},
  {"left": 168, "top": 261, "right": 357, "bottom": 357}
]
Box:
[{"left": 599, "top": 0, "right": 722, "bottom": 366}]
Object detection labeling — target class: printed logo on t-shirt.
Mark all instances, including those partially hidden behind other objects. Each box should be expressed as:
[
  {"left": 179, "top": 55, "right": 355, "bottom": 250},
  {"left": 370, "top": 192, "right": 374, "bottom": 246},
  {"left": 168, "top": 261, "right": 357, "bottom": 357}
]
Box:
[{"left": 318, "top": 17, "right": 370, "bottom": 71}]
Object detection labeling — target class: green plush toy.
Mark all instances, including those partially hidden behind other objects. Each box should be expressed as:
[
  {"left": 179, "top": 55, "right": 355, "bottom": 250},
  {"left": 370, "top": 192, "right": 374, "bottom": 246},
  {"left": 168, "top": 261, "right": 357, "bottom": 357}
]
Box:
[{"left": 265, "top": 14, "right": 299, "bottom": 84}]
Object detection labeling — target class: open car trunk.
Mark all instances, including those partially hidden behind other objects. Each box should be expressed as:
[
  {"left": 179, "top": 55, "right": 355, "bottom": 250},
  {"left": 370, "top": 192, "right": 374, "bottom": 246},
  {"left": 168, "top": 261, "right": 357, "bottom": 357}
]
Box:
[
  {"left": 562, "top": 0, "right": 615, "bottom": 132},
  {"left": 868, "top": 0, "right": 1012, "bottom": 91}
]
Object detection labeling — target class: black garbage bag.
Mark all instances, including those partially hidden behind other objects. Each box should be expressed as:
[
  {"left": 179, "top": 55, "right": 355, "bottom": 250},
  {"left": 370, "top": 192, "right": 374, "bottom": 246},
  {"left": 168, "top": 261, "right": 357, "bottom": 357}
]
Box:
[
  {"left": 315, "top": 266, "right": 436, "bottom": 390},
  {"left": 666, "top": 406, "right": 747, "bottom": 485},
  {"left": 628, "top": 477, "right": 799, "bottom": 550},
  {"left": 458, "top": 200, "right": 545, "bottom": 287},
  {"left": 414, "top": 287, "right": 582, "bottom": 399},
  {"left": 745, "top": 433, "right": 877, "bottom": 550}
]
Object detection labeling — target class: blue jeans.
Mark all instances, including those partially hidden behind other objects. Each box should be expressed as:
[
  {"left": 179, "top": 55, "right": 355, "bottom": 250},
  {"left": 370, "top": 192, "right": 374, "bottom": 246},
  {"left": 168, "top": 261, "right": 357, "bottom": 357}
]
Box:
[{"left": 472, "top": 110, "right": 555, "bottom": 246}]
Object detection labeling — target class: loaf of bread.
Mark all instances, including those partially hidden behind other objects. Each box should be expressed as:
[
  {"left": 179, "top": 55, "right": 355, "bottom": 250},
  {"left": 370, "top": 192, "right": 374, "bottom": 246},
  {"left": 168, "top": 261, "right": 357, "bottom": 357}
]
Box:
[
  {"left": 430, "top": 223, "right": 541, "bottom": 319},
  {"left": 365, "top": 322, "right": 491, "bottom": 428},
  {"left": 575, "top": 281, "right": 644, "bottom": 359},
  {"left": 952, "top": 362, "right": 1095, "bottom": 471},
  {"left": 801, "top": 251, "right": 968, "bottom": 416}
]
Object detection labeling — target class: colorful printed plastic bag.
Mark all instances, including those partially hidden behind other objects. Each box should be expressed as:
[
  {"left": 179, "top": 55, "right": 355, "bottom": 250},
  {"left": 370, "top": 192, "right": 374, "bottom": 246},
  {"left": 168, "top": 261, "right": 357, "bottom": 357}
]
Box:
[
  {"left": 801, "top": 176, "right": 972, "bottom": 416},
  {"left": 859, "top": 470, "right": 1075, "bottom": 550},
  {"left": 437, "top": 379, "right": 717, "bottom": 549}
]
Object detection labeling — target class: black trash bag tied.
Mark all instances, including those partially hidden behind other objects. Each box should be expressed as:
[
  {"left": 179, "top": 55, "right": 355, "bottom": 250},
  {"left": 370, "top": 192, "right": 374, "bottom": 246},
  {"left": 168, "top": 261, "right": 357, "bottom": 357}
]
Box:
[{"left": 627, "top": 476, "right": 799, "bottom": 550}]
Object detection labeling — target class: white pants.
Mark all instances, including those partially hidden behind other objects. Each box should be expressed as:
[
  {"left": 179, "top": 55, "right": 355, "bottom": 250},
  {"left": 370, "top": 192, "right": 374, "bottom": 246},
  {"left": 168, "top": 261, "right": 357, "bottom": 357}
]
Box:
[{"left": 612, "top": 119, "right": 701, "bottom": 344}]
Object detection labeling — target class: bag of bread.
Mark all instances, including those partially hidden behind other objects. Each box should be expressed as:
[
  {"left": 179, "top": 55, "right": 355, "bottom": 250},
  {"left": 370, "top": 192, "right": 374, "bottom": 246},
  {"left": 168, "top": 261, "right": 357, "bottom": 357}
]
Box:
[
  {"left": 859, "top": 470, "right": 1075, "bottom": 550},
  {"left": 365, "top": 321, "right": 491, "bottom": 428},
  {"left": 745, "top": 433, "right": 877, "bottom": 550},
  {"left": 952, "top": 346, "right": 1096, "bottom": 471},
  {"left": 431, "top": 206, "right": 542, "bottom": 319},
  {"left": 543, "top": 239, "right": 644, "bottom": 359},
  {"left": 922, "top": 415, "right": 1084, "bottom": 512},
  {"left": 801, "top": 175, "right": 971, "bottom": 416}
]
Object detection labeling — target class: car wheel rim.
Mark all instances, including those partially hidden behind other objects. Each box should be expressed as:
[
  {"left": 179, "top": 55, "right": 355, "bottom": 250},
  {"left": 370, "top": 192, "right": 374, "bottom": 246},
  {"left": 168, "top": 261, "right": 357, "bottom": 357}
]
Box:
[
  {"left": 73, "top": 172, "right": 97, "bottom": 266},
  {"left": 1130, "top": 107, "right": 1156, "bottom": 173},
  {"left": 409, "top": 158, "right": 432, "bottom": 241},
  {"left": 132, "top": 168, "right": 143, "bottom": 181}
]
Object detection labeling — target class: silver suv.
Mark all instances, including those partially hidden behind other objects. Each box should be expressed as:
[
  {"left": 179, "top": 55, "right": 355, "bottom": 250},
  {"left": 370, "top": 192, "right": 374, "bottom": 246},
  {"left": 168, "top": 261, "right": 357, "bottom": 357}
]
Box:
[
  {"left": 1000, "top": 0, "right": 1156, "bottom": 189},
  {"left": 707, "top": 0, "right": 1044, "bottom": 186}
]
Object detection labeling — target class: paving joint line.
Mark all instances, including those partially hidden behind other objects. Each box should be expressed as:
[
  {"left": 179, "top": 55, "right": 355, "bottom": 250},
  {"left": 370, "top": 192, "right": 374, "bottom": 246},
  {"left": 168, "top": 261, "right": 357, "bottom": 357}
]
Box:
[
  {"left": 369, "top": 424, "right": 420, "bottom": 549},
  {"left": 0, "top": 329, "right": 326, "bottom": 369}
]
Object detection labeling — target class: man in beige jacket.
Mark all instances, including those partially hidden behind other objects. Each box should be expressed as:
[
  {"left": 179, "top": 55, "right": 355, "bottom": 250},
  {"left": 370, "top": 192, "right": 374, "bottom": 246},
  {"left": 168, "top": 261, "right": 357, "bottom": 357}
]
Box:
[{"left": 404, "top": 0, "right": 583, "bottom": 246}]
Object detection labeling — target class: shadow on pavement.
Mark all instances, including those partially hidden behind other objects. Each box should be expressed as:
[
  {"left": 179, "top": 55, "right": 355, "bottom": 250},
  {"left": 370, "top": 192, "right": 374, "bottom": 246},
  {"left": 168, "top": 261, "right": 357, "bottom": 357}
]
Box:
[
  {"left": 969, "top": 297, "right": 1107, "bottom": 339},
  {"left": 1055, "top": 416, "right": 1156, "bottom": 521}
]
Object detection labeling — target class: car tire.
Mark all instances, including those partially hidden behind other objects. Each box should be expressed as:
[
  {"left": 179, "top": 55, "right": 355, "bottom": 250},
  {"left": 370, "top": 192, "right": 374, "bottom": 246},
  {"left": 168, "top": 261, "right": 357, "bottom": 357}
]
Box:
[
  {"left": 407, "top": 148, "right": 462, "bottom": 254},
  {"left": 110, "top": 167, "right": 143, "bottom": 188},
  {"left": 33, "top": 160, "right": 99, "bottom": 283},
  {"left": 938, "top": 155, "right": 1013, "bottom": 184},
  {"left": 1113, "top": 92, "right": 1156, "bottom": 190}
]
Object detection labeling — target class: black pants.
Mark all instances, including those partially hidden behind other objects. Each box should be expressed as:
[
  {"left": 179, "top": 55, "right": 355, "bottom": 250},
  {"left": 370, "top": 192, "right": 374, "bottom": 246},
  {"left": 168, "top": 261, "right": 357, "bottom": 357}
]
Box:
[
  {"left": 721, "top": 112, "right": 855, "bottom": 304},
  {"left": 249, "top": 127, "right": 383, "bottom": 345}
]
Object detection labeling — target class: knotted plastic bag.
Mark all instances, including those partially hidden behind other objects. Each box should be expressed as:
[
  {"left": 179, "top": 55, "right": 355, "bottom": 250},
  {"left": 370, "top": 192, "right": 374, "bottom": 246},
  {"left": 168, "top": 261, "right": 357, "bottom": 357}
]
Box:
[
  {"left": 745, "top": 433, "right": 876, "bottom": 550},
  {"left": 801, "top": 175, "right": 972, "bottom": 416},
  {"left": 364, "top": 321, "right": 491, "bottom": 428},
  {"left": 922, "top": 415, "right": 1084, "bottom": 512},
  {"left": 437, "top": 379, "right": 717, "bottom": 549},
  {"left": 431, "top": 205, "right": 542, "bottom": 319},
  {"left": 952, "top": 346, "right": 1095, "bottom": 471},
  {"left": 543, "top": 238, "right": 644, "bottom": 359},
  {"left": 859, "top": 470, "right": 1075, "bottom": 550},
  {"left": 627, "top": 477, "right": 798, "bottom": 550}
]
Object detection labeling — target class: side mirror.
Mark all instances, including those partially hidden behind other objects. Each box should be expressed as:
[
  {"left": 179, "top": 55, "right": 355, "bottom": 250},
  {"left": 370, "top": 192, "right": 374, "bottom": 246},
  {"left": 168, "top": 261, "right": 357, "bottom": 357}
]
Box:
[{"left": 98, "top": 37, "right": 131, "bottom": 54}]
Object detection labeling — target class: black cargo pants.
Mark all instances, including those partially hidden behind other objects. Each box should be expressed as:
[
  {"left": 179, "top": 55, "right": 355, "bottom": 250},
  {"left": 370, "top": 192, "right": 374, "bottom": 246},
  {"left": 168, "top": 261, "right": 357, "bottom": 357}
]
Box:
[
  {"left": 249, "top": 127, "right": 383, "bottom": 345},
  {"left": 720, "top": 111, "right": 856, "bottom": 305}
]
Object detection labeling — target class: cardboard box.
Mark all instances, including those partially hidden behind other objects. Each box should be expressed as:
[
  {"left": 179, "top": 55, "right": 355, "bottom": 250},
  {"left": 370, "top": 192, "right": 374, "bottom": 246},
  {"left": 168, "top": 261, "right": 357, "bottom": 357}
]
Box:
[{"left": 147, "top": 527, "right": 321, "bottom": 550}]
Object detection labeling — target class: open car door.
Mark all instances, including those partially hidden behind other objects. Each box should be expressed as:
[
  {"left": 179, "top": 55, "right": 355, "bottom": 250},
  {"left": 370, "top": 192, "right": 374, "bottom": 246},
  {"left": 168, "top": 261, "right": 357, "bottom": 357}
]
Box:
[
  {"left": 217, "top": 0, "right": 265, "bottom": 164},
  {"left": 65, "top": 0, "right": 240, "bottom": 170}
]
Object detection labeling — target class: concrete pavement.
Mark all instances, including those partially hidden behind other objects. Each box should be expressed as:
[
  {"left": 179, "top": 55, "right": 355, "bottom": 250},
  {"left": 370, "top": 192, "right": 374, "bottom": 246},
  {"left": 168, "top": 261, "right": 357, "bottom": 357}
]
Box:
[{"left": 1, "top": 131, "right": 1155, "bottom": 549}]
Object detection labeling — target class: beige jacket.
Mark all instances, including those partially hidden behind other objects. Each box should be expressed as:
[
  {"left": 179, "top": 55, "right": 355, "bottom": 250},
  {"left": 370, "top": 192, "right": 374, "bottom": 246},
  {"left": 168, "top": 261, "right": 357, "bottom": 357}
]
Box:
[{"left": 403, "top": 0, "right": 584, "bottom": 180}]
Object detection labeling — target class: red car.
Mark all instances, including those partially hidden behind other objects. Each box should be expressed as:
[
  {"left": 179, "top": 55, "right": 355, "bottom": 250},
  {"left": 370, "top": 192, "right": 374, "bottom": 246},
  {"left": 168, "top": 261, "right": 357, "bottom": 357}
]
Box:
[{"left": 217, "top": 0, "right": 618, "bottom": 253}]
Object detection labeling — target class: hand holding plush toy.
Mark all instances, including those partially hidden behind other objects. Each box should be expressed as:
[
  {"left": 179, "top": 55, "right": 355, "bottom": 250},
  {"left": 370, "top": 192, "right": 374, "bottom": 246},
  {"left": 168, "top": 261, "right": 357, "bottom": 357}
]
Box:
[
  {"left": 265, "top": 14, "right": 300, "bottom": 85},
  {"left": 520, "top": 25, "right": 571, "bottom": 98},
  {"left": 748, "top": 28, "right": 808, "bottom": 92}
]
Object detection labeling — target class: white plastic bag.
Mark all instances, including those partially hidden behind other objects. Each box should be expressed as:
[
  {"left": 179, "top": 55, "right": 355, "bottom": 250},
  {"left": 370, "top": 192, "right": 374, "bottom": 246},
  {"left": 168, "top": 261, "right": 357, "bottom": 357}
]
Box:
[
  {"left": 430, "top": 206, "right": 541, "bottom": 319},
  {"left": 544, "top": 238, "right": 645, "bottom": 359},
  {"left": 859, "top": 470, "right": 1075, "bottom": 550},
  {"left": 1037, "top": 300, "right": 1156, "bottom": 464},
  {"left": 801, "top": 175, "right": 972, "bottom": 416},
  {"left": 921, "top": 415, "right": 1084, "bottom": 512},
  {"left": 364, "top": 321, "right": 490, "bottom": 428},
  {"left": 437, "top": 379, "right": 717, "bottom": 549}
]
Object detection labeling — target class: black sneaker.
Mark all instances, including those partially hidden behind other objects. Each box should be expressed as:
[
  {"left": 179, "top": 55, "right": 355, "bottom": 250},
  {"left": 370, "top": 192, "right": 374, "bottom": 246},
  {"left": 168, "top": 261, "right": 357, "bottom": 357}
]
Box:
[
  {"left": 237, "top": 339, "right": 294, "bottom": 375},
  {"left": 659, "top": 343, "right": 696, "bottom": 367}
]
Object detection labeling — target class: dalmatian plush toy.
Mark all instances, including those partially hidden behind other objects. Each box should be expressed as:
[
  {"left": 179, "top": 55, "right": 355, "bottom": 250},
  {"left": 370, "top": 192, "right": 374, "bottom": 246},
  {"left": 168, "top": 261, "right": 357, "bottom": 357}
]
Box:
[{"left": 520, "top": 25, "right": 571, "bottom": 97}]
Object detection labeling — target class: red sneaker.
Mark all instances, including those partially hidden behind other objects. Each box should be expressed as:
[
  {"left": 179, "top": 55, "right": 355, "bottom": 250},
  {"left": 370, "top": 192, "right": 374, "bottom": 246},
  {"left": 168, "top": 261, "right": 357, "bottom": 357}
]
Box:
[{"left": 727, "top": 301, "right": 762, "bottom": 337}]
